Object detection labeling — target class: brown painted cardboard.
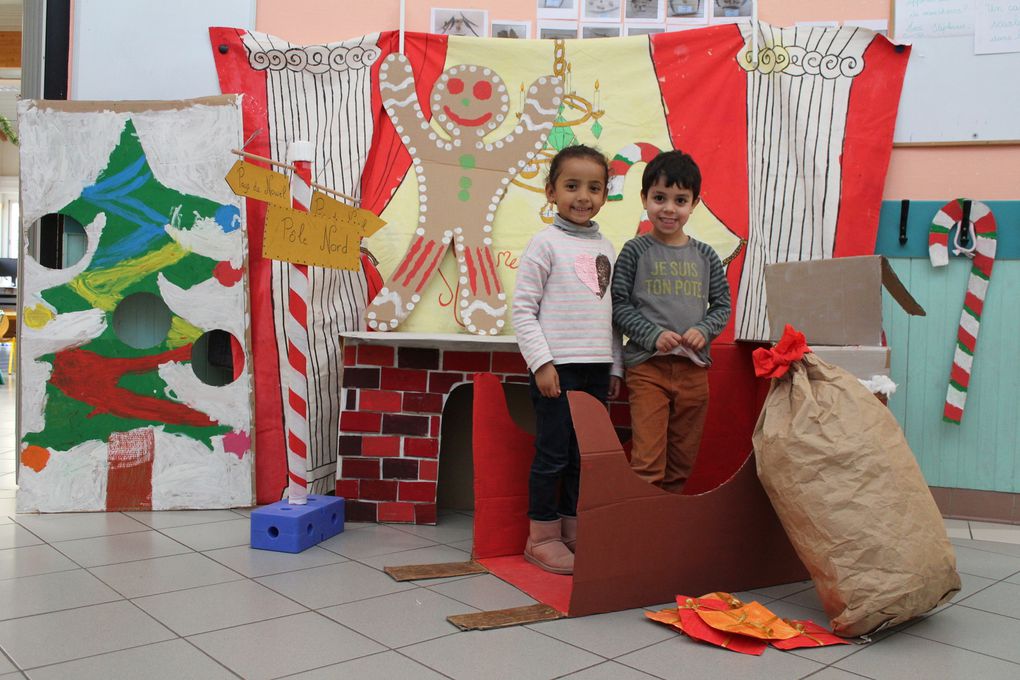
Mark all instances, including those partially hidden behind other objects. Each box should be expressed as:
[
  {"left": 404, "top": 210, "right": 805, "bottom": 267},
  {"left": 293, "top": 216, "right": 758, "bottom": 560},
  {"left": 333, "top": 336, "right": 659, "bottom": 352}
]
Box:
[
  {"left": 567, "top": 391, "right": 809, "bottom": 618},
  {"left": 810, "top": 346, "right": 890, "bottom": 380},
  {"left": 765, "top": 256, "right": 925, "bottom": 345}
]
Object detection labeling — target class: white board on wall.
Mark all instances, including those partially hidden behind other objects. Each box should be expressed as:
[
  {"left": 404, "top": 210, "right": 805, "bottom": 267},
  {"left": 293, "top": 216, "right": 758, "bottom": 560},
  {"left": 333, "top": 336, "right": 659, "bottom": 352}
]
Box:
[
  {"left": 893, "top": 0, "right": 1020, "bottom": 144},
  {"left": 71, "top": 0, "right": 256, "bottom": 100}
]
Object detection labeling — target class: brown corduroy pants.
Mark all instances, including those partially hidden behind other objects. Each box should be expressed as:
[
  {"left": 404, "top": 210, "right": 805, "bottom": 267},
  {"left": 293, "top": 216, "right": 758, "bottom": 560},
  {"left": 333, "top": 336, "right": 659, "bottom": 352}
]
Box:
[{"left": 625, "top": 355, "right": 709, "bottom": 493}]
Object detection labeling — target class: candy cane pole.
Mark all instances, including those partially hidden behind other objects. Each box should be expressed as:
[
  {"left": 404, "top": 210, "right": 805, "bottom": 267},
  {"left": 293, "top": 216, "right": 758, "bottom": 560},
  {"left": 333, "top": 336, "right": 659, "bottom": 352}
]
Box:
[
  {"left": 285, "top": 141, "right": 315, "bottom": 504},
  {"left": 607, "top": 142, "right": 663, "bottom": 235},
  {"left": 929, "top": 199, "right": 998, "bottom": 425}
]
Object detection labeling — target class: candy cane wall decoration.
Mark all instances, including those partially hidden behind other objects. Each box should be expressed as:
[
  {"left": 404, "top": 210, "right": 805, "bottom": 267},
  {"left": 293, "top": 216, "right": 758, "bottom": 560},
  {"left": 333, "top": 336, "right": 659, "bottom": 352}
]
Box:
[
  {"left": 929, "top": 199, "right": 998, "bottom": 425},
  {"left": 285, "top": 141, "right": 314, "bottom": 503},
  {"left": 608, "top": 142, "right": 663, "bottom": 235}
]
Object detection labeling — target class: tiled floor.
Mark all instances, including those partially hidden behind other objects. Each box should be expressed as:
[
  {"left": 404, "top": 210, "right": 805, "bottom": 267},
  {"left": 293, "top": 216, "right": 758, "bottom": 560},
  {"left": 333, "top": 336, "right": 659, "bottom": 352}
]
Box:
[{"left": 3, "top": 380, "right": 1020, "bottom": 678}]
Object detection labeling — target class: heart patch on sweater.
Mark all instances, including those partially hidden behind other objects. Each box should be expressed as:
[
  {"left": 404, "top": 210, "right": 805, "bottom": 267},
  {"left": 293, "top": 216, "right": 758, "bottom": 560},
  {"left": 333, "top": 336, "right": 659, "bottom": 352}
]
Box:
[{"left": 575, "top": 253, "right": 611, "bottom": 299}]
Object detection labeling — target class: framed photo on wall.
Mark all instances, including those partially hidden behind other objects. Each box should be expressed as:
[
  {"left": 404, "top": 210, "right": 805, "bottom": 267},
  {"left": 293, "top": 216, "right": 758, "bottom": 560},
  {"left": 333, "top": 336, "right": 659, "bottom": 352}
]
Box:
[
  {"left": 492, "top": 20, "right": 532, "bottom": 38},
  {"left": 538, "top": 20, "right": 580, "bottom": 39},
  {"left": 582, "top": 23, "right": 622, "bottom": 38},
  {"left": 582, "top": 0, "right": 622, "bottom": 22},
  {"left": 431, "top": 8, "right": 489, "bottom": 36},
  {"left": 626, "top": 23, "right": 665, "bottom": 35},
  {"left": 666, "top": 0, "right": 707, "bottom": 23},
  {"left": 625, "top": 0, "right": 664, "bottom": 23},
  {"left": 538, "top": 0, "right": 579, "bottom": 20},
  {"left": 710, "top": 0, "right": 753, "bottom": 24}
]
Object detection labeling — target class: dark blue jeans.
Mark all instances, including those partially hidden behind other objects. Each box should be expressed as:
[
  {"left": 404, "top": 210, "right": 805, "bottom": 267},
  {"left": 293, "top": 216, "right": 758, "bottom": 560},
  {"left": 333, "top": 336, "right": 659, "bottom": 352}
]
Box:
[{"left": 528, "top": 363, "right": 611, "bottom": 521}]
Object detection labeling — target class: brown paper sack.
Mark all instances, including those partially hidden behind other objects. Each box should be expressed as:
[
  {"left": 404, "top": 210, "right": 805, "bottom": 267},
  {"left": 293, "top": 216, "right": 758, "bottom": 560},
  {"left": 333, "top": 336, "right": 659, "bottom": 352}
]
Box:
[{"left": 752, "top": 353, "right": 960, "bottom": 637}]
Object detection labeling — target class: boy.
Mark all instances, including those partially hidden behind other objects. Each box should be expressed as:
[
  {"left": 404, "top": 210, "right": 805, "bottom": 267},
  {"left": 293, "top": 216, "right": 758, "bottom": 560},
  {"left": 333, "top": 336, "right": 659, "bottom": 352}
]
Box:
[{"left": 610, "top": 150, "right": 731, "bottom": 492}]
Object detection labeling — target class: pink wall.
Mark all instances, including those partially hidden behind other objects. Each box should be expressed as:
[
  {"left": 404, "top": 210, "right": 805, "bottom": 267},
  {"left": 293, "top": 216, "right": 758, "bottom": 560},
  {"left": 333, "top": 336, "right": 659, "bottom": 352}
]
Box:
[{"left": 255, "top": 0, "right": 1019, "bottom": 200}]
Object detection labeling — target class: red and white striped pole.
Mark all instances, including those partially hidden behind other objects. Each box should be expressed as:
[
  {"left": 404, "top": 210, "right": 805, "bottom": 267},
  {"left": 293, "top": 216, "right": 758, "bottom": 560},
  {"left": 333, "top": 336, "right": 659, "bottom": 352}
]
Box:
[{"left": 285, "top": 141, "right": 314, "bottom": 504}]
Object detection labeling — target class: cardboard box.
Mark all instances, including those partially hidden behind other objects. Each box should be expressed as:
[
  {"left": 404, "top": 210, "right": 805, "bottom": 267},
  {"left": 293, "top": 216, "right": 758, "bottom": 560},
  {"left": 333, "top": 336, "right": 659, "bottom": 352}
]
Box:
[
  {"left": 811, "top": 346, "right": 890, "bottom": 380},
  {"left": 765, "top": 256, "right": 925, "bottom": 345}
]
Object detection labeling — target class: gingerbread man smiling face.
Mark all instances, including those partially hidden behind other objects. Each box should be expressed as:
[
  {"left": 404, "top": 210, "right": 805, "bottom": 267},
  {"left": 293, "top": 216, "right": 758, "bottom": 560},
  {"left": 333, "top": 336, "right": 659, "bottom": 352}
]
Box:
[{"left": 431, "top": 66, "right": 509, "bottom": 137}]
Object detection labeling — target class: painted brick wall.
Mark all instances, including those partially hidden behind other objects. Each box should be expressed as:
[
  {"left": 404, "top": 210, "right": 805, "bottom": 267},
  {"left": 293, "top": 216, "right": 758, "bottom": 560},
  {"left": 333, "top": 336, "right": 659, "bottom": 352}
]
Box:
[{"left": 337, "top": 342, "right": 631, "bottom": 524}]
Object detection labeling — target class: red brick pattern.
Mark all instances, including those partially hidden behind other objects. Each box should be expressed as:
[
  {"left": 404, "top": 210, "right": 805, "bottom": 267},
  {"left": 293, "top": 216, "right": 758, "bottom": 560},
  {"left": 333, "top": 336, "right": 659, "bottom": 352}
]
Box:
[{"left": 337, "top": 342, "right": 631, "bottom": 525}]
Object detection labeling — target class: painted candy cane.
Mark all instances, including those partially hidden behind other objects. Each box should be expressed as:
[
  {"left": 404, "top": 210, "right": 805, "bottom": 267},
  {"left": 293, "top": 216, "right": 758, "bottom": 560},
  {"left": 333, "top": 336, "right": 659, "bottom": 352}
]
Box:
[
  {"left": 929, "top": 199, "right": 997, "bottom": 425},
  {"left": 608, "top": 142, "right": 664, "bottom": 235},
  {"left": 284, "top": 141, "right": 314, "bottom": 504}
]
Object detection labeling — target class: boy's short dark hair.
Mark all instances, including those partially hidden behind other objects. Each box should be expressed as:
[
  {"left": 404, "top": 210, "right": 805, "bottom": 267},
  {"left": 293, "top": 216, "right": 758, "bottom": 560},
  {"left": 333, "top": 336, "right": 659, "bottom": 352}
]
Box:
[{"left": 640, "top": 150, "right": 701, "bottom": 200}]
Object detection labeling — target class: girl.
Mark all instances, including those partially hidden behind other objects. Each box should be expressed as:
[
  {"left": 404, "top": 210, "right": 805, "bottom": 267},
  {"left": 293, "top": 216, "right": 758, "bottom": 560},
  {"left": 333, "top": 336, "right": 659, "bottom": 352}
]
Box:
[{"left": 512, "top": 145, "right": 623, "bottom": 575}]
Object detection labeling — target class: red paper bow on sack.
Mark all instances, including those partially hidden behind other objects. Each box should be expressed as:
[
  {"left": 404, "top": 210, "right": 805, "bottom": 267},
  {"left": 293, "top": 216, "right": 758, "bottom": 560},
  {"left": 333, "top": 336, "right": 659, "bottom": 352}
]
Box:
[{"left": 752, "top": 324, "right": 812, "bottom": 378}]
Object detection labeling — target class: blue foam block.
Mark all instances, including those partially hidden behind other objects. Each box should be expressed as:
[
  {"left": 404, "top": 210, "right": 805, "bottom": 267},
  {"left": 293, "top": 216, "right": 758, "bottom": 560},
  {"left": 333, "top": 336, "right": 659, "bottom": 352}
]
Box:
[{"left": 250, "top": 495, "right": 344, "bottom": 553}]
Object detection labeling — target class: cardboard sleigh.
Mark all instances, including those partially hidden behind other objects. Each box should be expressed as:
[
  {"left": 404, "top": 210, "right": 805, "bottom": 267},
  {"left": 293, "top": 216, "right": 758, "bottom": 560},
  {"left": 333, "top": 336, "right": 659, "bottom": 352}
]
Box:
[{"left": 388, "top": 344, "right": 809, "bottom": 626}]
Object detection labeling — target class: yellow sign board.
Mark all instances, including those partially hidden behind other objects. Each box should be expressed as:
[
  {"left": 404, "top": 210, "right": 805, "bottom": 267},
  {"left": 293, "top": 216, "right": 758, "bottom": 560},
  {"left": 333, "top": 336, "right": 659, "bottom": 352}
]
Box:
[
  {"left": 310, "top": 191, "right": 387, "bottom": 239},
  {"left": 224, "top": 160, "right": 291, "bottom": 208},
  {"left": 263, "top": 205, "right": 362, "bottom": 270}
]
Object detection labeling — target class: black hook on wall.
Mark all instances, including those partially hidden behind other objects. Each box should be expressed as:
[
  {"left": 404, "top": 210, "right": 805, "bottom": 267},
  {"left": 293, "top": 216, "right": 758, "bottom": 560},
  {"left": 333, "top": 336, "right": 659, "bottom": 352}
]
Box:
[{"left": 899, "top": 199, "right": 910, "bottom": 246}]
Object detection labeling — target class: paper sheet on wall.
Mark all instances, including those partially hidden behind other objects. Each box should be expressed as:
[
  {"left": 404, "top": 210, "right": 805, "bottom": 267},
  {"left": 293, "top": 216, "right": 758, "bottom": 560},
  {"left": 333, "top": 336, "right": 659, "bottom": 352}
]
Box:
[{"left": 975, "top": 1, "right": 1020, "bottom": 54}]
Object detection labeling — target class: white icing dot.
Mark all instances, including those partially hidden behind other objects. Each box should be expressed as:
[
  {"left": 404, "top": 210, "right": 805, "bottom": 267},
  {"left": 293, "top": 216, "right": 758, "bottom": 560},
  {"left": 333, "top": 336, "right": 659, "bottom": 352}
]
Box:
[
  {"left": 454, "top": 227, "right": 463, "bottom": 234},
  {"left": 386, "top": 107, "right": 395, "bottom": 116},
  {"left": 444, "top": 230, "right": 453, "bottom": 238},
  {"left": 368, "top": 319, "right": 378, "bottom": 328},
  {"left": 388, "top": 321, "right": 397, "bottom": 330},
  {"left": 554, "top": 86, "right": 563, "bottom": 95},
  {"left": 483, "top": 225, "right": 493, "bottom": 233},
  {"left": 420, "top": 121, "right": 429, "bottom": 130},
  {"left": 476, "top": 129, "right": 485, "bottom": 136},
  {"left": 529, "top": 86, "right": 538, "bottom": 94},
  {"left": 433, "top": 94, "right": 441, "bottom": 101},
  {"left": 486, "top": 213, "right": 494, "bottom": 222},
  {"left": 411, "top": 294, "right": 421, "bottom": 303},
  {"left": 461, "top": 289, "right": 470, "bottom": 297},
  {"left": 488, "top": 202, "right": 498, "bottom": 211},
  {"left": 401, "top": 135, "right": 411, "bottom": 144},
  {"left": 419, "top": 216, "right": 427, "bottom": 224},
  {"left": 483, "top": 237, "right": 492, "bottom": 245},
  {"left": 469, "top": 65, "right": 477, "bottom": 72},
  {"left": 395, "top": 125, "right": 404, "bottom": 134},
  {"left": 452, "top": 127, "right": 461, "bottom": 136},
  {"left": 444, "top": 143, "right": 452, "bottom": 150},
  {"left": 380, "top": 287, "right": 389, "bottom": 295},
  {"left": 496, "top": 320, "right": 505, "bottom": 328},
  {"left": 497, "top": 293, "right": 506, "bottom": 301},
  {"left": 367, "top": 312, "right": 377, "bottom": 320},
  {"left": 483, "top": 144, "right": 493, "bottom": 151},
  {"left": 539, "top": 77, "right": 548, "bottom": 84},
  {"left": 408, "top": 146, "right": 417, "bottom": 155},
  {"left": 500, "top": 177, "right": 510, "bottom": 185},
  {"left": 505, "top": 135, "right": 515, "bottom": 143},
  {"left": 428, "top": 132, "right": 437, "bottom": 141},
  {"left": 483, "top": 68, "right": 491, "bottom": 75},
  {"left": 453, "top": 139, "right": 462, "bottom": 147},
  {"left": 416, "top": 228, "right": 425, "bottom": 235},
  {"left": 489, "top": 328, "right": 498, "bottom": 335},
  {"left": 500, "top": 94, "right": 509, "bottom": 103},
  {"left": 460, "top": 266, "right": 468, "bottom": 274},
  {"left": 438, "top": 113, "right": 448, "bottom": 122},
  {"left": 419, "top": 185, "right": 427, "bottom": 193},
  {"left": 460, "top": 300, "right": 469, "bottom": 307},
  {"left": 412, "top": 158, "right": 421, "bottom": 166},
  {"left": 405, "top": 302, "right": 414, "bottom": 310},
  {"left": 507, "top": 166, "right": 515, "bottom": 173},
  {"left": 534, "top": 141, "right": 543, "bottom": 149},
  {"left": 459, "top": 276, "right": 468, "bottom": 284},
  {"left": 420, "top": 203, "right": 428, "bottom": 212},
  {"left": 456, "top": 244, "right": 464, "bottom": 252}
]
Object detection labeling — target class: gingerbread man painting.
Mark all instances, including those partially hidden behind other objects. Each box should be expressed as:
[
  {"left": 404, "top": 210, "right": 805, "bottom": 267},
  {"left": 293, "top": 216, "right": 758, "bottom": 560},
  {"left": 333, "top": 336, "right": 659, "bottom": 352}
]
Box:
[{"left": 366, "top": 53, "right": 563, "bottom": 335}]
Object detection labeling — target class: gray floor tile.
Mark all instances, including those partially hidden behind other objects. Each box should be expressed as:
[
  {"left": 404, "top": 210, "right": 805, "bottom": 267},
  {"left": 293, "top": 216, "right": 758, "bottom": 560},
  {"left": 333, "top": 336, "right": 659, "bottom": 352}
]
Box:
[
  {"left": 558, "top": 661, "right": 662, "bottom": 680},
  {"left": 751, "top": 599, "right": 863, "bottom": 665},
  {"left": 954, "top": 579, "right": 1020, "bottom": 616},
  {"left": 748, "top": 580, "right": 815, "bottom": 600},
  {"left": 953, "top": 571, "right": 998, "bottom": 603},
  {"left": 388, "top": 512, "right": 475, "bottom": 544},
  {"left": 1009, "top": 571, "right": 1020, "bottom": 586},
  {"left": 402, "top": 626, "right": 603, "bottom": 680},
  {"left": 969, "top": 522, "right": 1020, "bottom": 545},
  {"left": 781, "top": 585, "right": 826, "bottom": 612},
  {"left": 953, "top": 544, "right": 1020, "bottom": 579},
  {"left": 203, "top": 544, "right": 346, "bottom": 578},
  {"left": 837, "top": 628, "right": 1020, "bottom": 680},
  {"left": 0, "top": 569, "right": 121, "bottom": 620},
  {"left": 319, "top": 524, "right": 438, "bottom": 559},
  {"left": 617, "top": 637, "right": 825, "bottom": 680},
  {"left": 230, "top": 507, "right": 254, "bottom": 517},
  {"left": 447, "top": 537, "right": 473, "bottom": 553},
  {"left": 51, "top": 530, "right": 191, "bottom": 567},
  {"left": 905, "top": 604, "right": 1020, "bottom": 663},
  {"left": 187, "top": 611, "right": 384, "bottom": 680},
  {"left": 0, "top": 499, "right": 14, "bottom": 516},
  {"left": 256, "top": 560, "right": 416, "bottom": 608},
  {"left": 124, "top": 509, "right": 248, "bottom": 529},
  {"left": 952, "top": 538, "right": 1020, "bottom": 558},
  {"left": 283, "top": 651, "right": 449, "bottom": 679},
  {"left": 13, "top": 513, "right": 148, "bottom": 543},
  {"left": 0, "top": 524, "right": 42, "bottom": 550},
  {"left": 0, "top": 544, "right": 78, "bottom": 580},
  {"left": 320, "top": 588, "right": 474, "bottom": 647},
  {"left": 0, "top": 601, "right": 174, "bottom": 669},
  {"left": 804, "top": 668, "right": 877, "bottom": 680},
  {"left": 359, "top": 543, "right": 472, "bottom": 570},
  {"left": 527, "top": 608, "right": 677, "bottom": 658},
  {"left": 133, "top": 578, "right": 306, "bottom": 635},
  {"left": 22, "top": 639, "right": 236, "bottom": 680},
  {"left": 89, "top": 552, "right": 243, "bottom": 598},
  {"left": 158, "top": 518, "right": 250, "bottom": 551},
  {"left": 0, "top": 651, "right": 14, "bottom": 674},
  {"left": 428, "top": 573, "right": 538, "bottom": 611}
]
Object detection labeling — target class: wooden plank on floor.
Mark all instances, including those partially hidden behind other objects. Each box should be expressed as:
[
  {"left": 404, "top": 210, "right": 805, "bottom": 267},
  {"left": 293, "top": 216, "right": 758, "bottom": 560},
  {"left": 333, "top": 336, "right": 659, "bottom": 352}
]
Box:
[
  {"left": 384, "top": 560, "right": 488, "bottom": 582},
  {"left": 447, "top": 604, "right": 563, "bottom": 631}
]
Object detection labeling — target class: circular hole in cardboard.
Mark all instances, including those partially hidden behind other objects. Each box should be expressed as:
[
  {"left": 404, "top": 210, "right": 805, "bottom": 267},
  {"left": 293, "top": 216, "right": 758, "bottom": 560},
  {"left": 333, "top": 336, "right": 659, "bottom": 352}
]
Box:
[
  {"left": 25, "top": 213, "right": 89, "bottom": 269},
  {"left": 191, "top": 329, "right": 244, "bottom": 386},
  {"left": 112, "top": 292, "right": 172, "bottom": 349}
]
